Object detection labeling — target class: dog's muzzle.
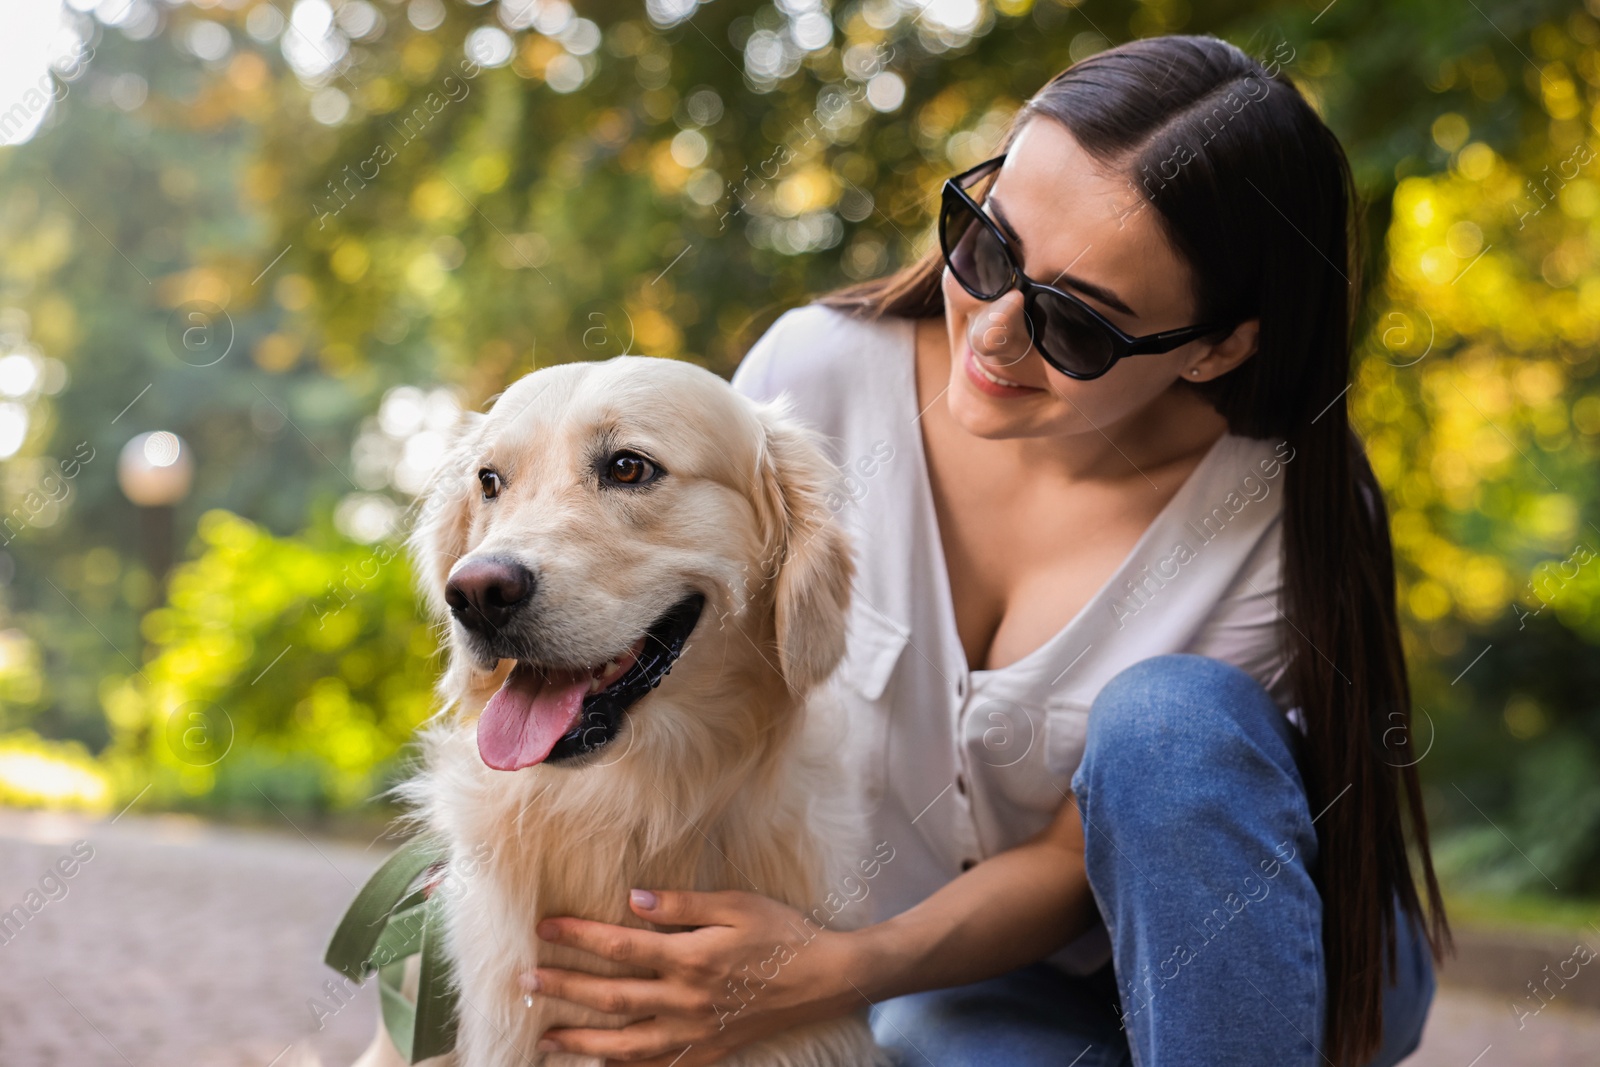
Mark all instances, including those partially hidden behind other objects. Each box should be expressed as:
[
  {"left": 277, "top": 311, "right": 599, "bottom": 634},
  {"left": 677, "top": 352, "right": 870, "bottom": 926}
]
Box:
[{"left": 472, "top": 592, "right": 705, "bottom": 771}]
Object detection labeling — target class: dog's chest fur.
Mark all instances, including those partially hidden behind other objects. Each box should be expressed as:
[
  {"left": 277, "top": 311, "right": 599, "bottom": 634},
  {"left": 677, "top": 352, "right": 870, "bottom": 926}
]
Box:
[{"left": 402, "top": 687, "right": 890, "bottom": 1067}]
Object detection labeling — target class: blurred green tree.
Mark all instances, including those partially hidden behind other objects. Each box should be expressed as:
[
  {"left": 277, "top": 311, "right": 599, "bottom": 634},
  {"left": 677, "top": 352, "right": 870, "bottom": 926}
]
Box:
[{"left": 0, "top": 0, "right": 1596, "bottom": 898}]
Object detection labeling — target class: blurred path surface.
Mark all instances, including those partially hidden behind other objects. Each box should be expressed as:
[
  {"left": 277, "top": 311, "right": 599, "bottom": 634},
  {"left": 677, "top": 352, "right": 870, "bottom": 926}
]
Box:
[
  {"left": 1404, "top": 984, "right": 1600, "bottom": 1067},
  {"left": 1, "top": 806, "right": 1597, "bottom": 1066},
  {"left": 0, "top": 807, "right": 383, "bottom": 1067}
]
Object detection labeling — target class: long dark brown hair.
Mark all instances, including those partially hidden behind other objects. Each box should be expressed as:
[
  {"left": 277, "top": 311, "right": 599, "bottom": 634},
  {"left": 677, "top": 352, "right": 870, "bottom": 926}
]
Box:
[{"left": 812, "top": 33, "right": 1449, "bottom": 1066}]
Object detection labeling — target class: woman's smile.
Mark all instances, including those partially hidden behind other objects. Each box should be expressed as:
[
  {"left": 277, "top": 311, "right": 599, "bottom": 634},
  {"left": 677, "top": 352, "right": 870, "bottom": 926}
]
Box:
[{"left": 962, "top": 340, "right": 1044, "bottom": 397}]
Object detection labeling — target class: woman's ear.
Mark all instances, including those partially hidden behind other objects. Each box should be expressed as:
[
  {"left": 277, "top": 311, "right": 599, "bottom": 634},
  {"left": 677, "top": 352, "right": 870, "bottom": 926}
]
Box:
[
  {"left": 1195, "top": 317, "right": 1261, "bottom": 378},
  {"left": 751, "top": 399, "right": 856, "bottom": 696},
  {"left": 406, "top": 409, "right": 488, "bottom": 621}
]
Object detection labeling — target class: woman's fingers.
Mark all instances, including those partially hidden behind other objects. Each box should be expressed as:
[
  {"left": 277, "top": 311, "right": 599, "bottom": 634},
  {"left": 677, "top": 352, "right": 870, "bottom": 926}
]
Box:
[
  {"left": 537, "top": 890, "right": 769, "bottom": 972},
  {"left": 522, "top": 966, "right": 708, "bottom": 1019},
  {"left": 536, "top": 915, "right": 677, "bottom": 968},
  {"left": 627, "top": 887, "right": 758, "bottom": 927},
  {"left": 526, "top": 890, "right": 830, "bottom": 1065}
]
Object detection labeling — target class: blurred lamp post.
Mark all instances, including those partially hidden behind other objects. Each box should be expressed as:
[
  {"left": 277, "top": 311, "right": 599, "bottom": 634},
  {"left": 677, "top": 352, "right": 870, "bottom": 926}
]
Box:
[{"left": 117, "top": 431, "right": 194, "bottom": 586}]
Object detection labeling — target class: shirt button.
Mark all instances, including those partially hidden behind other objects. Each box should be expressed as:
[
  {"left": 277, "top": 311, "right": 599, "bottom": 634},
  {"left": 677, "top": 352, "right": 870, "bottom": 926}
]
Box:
[
  {"left": 961, "top": 858, "right": 978, "bottom": 871},
  {"left": 955, "top": 773, "right": 967, "bottom": 796},
  {"left": 956, "top": 676, "right": 965, "bottom": 698}
]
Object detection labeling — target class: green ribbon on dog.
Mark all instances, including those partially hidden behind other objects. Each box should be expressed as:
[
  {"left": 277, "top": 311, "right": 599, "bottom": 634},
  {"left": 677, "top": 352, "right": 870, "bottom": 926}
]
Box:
[{"left": 325, "top": 835, "right": 461, "bottom": 1063}]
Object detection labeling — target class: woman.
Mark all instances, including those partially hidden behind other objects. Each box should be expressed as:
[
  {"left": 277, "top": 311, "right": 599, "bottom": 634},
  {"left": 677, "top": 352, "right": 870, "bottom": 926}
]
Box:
[{"left": 522, "top": 34, "right": 1449, "bottom": 1067}]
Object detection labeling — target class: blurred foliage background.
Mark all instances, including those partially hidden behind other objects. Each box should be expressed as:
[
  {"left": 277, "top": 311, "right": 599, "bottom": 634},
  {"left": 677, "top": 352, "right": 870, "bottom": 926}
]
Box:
[{"left": 0, "top": 0, "right": 1598, "bottom": 909}]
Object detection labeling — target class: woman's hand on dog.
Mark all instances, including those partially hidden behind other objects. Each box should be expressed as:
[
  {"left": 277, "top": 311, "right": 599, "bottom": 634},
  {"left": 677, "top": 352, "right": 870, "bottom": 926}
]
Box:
[{"left": 522, "top": 886, "right": 868, "bottom": 1065}]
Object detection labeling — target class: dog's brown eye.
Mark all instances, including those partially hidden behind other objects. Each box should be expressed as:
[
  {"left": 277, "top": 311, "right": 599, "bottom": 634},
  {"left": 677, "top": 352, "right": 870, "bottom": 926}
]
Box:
[
  {"left": 479, "top": 468, "right": 502, "bottom": 499},
  {"left": 605, "top": 451, "right": 657, "bottom": 486}
]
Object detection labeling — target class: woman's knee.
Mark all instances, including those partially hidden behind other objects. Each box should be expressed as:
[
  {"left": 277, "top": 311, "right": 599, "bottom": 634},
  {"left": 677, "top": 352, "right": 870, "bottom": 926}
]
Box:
[
  {"left": 1070, "top": 653, "right": 1304, "bottom": 837},
  {"left": 1078, "top": 654, "right": 1288, "bottom": 770}
]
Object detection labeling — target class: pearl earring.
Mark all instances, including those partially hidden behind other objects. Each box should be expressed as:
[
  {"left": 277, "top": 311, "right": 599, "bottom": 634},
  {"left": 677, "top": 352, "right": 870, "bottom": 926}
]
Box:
[{"left": 1189, "top": 368, "right": 1200, "bottom": 377}]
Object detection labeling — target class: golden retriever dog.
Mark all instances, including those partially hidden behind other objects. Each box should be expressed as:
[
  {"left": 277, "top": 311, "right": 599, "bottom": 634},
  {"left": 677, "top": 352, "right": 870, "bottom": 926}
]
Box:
[{"left": 349, "top": 355, "right": 892, "bottom": 1067}]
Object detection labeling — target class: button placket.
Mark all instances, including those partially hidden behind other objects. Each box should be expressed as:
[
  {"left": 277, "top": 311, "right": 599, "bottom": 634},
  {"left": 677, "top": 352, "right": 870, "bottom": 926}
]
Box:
[
  {"left": 952, "top": 668, "right": 983, "bottom": 872},
  {"left": 951, "top": 668, "right": 973, "bottom": 809}
]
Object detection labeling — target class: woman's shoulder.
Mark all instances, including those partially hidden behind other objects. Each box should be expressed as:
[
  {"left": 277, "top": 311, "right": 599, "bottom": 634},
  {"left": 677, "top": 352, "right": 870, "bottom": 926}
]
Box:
[{"left": 729, "top": 302, "right": 911, "bottom": 408}]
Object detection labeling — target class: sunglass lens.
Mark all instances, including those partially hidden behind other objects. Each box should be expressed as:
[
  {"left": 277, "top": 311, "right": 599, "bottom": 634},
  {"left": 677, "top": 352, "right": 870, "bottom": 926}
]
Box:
[
  {"left": 1028, "top": 292, "right": 1117, "bottom": 378},
  {"left": 941, "top": 196, "right": 1011, "bottom": 299}
]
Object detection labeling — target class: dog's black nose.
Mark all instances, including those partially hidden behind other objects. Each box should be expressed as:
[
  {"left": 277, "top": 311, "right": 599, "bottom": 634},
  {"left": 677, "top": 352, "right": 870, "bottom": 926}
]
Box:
[{"left": 445, "top": 557, "right": 536, "bottom": 632}]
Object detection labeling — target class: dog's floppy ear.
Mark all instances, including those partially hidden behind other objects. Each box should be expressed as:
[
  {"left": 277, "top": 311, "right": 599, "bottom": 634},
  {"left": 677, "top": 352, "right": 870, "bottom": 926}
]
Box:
[
  {"left": 751, "top": 399, "right": 855, "bottom": 695},
  {"left": 405, "top": 408, "right": 488, "bottom": 621}
]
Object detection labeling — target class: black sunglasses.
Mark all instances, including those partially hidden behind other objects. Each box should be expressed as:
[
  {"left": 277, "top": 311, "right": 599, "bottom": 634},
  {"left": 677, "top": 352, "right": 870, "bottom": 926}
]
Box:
[{"left": 939, "top": 155, "right": 1231, "bottom": 381}]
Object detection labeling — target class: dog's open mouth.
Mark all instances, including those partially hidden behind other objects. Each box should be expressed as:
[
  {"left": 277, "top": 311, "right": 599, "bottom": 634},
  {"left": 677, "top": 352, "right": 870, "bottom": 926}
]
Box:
[{"left": 477, "top": 593, "right": 705, "bottom": 771}]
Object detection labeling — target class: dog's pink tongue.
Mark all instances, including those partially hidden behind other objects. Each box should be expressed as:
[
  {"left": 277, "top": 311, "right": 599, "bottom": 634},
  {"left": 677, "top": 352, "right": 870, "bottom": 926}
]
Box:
[{"left": 478, "top": 664, "right": 590, "bottom": 771}]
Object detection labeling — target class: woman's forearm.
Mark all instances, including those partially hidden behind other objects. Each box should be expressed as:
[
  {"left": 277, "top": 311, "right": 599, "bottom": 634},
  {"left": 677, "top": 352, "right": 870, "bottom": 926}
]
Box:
[{"left": 846, "top": 829, "right": 1096, "bottom": 1003}]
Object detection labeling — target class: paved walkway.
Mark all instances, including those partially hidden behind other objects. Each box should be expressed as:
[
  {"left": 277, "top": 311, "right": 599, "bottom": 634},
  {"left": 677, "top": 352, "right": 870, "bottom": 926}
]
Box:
[
  {"left": 1, "top": 808, "right": 1595, "bottom": 1066},
  {"left": 1404, "top": 985, "right": 1600, "bottom": 1067},
  {"left": 0, "top": 808, "right": 382, "bottom": 1067}
]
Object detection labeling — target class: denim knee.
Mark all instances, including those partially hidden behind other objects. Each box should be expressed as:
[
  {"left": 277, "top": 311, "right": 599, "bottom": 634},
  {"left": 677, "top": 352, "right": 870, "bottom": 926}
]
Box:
[
  {"left": 1073, "top": 654, "right": 1295, "bottom": 783},
  {"left": 1070, "top": 653, "right": 1306, "bottom": 845}
]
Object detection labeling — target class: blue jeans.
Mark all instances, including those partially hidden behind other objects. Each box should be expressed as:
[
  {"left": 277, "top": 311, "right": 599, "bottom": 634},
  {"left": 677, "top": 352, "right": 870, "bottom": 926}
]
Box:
[{"left": 868, "top": 654, "right": 1436, "bottom": 1067}]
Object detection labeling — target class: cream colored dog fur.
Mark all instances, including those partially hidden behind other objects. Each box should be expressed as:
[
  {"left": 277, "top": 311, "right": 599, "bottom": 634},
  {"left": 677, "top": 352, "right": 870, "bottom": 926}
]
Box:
[{"left": 349, "top": 355, "right": 892, "bottom": 1067}]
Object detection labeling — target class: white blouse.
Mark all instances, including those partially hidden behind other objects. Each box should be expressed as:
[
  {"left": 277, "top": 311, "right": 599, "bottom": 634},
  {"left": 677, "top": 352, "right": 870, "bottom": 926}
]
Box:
[{"left": 731, "top": 303, "right": 1299, "bottom": 974}]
